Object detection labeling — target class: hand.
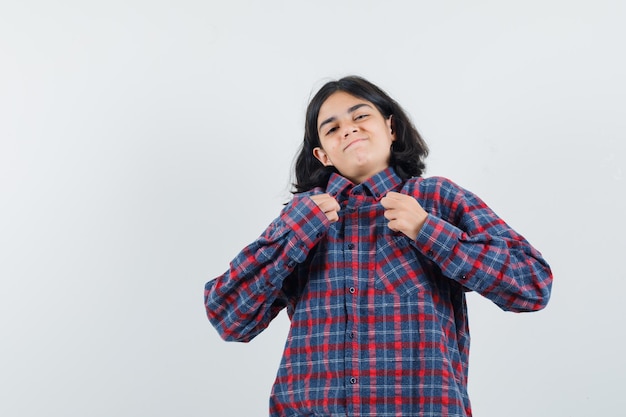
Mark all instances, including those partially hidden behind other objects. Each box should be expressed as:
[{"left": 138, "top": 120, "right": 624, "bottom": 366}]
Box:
[
  {"left": 380, "top": 191, "right": 428, "bottom": 240},
  {"left": 310, "top": 193, "right": 341, "bottom": 222}
]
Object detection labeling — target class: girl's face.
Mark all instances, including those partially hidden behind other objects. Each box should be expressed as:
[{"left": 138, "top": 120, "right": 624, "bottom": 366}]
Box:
[{"left": 313, "top": 91, "right": 396, "bottom": 184}]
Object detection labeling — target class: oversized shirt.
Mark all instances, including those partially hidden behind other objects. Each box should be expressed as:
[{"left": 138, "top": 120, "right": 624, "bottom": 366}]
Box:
[{"left": 204, "top": 167, "right": 552, "bottom": 417}]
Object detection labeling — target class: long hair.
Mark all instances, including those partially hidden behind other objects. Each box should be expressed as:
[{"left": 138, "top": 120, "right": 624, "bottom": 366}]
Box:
[{"left": 293, "top": 76, "right": 429, "bottom": 193}]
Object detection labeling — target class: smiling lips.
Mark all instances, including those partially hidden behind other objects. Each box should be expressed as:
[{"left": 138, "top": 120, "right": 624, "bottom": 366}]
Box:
[{"left": 343, "top": 138, "right": 367, "bottom": 151}]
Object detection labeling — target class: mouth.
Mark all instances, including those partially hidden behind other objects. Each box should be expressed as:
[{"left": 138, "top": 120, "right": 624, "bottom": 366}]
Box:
[{"left": 343, "top": 138, "right": 366, "bottom": 151}]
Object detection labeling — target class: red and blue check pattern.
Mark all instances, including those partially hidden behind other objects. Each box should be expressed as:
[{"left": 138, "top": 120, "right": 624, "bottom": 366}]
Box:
[{"left": 205, "top": 167, "right": 552, "bottom": 417}]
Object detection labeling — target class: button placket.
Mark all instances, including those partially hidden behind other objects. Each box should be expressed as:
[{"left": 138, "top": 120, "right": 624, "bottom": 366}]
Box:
[{"left": 343, "top": 192, "right": 362, "bottom": 402}]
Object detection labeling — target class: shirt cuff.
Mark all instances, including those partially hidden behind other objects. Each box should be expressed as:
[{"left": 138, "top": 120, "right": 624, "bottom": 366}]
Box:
[
  {"left": 281, "top": 196, "right": 329, "bottom": 263},
  {"left": 414, "top": 213, "right": 468, "bottom": 280}
]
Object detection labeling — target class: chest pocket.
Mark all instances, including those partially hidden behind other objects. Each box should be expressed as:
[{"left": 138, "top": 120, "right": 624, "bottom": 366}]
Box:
[{"left": 374, "top": 234, "right": 432, "bottom": 297}]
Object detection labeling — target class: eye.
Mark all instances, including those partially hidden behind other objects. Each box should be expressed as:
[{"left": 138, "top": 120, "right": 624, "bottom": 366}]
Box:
[
  {"left": 325, "top": 126, "right": 338, "bottom": 135},
  {"left": 354, "top": 113, "right": 369, "bottom": 121}
]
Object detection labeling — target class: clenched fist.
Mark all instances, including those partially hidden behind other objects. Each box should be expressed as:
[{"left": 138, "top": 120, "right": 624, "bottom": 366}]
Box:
[
  {"left": 380, "top": 191, "right": 428, "bottom": 240},
  {"left": 310, "top": 193, "right": 341, "bottom": 222}
]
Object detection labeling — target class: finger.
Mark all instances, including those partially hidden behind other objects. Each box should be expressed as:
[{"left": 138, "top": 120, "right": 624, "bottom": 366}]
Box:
[
  {"left": 311, "top": 194, "right": 333, "bottom": 209},
  {"left": 386, "top": 219, "right": 399, "bottom": 232},
  {"left": 321, "top": 199, "right": 340, "bottom": 214},
  {"left": 310, "top": 193, "right": 330, "bottom": 204},
  {"left": 325, "top": 197, "right": 341, "bottom": 213},
  {"left": 385, "top": 191, "right": 406, "bottom": 201},
  {"left": 380, "top": 196, "right": 395, "bottom": 209},
  {"left": 310, "top": 194, "right": 340, "bottom": 222},
  {"left": 383, "top": 209, "right": 396, "bottom": 221},
  {"left": 381, "top": 192, "right": 406, "bottom": 208},
  {"left": 312, "top": 194, "right": 338, "bottom": 204}
]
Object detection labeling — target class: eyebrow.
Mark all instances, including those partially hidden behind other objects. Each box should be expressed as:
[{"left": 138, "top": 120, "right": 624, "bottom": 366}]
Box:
[{"left": 317, "top": 103, "right": 373, "bottom": 133}]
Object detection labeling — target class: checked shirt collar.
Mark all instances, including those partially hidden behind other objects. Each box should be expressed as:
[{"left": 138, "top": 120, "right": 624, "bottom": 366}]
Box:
[{"left": 325, "top": 167, "right": 405, "bottom": 201}]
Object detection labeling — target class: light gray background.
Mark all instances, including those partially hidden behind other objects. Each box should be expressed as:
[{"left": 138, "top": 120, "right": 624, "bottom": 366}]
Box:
[{"left": 1, "top": 1, "right": 624, "bottom": 416}]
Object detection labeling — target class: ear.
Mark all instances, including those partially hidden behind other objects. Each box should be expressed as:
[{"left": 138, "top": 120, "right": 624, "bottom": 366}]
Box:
[
  {"left": 387, "top": 115, "right": 396, "bottom": 142},
  {"left": 313, "top": 147, "right": 333, "bottom": 166}
]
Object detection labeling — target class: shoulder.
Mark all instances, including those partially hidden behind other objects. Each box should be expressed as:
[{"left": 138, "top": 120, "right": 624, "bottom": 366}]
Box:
[
  {"left": 402, "top": 176, "right": 478, "bottom": 219},
  {"left": 402, "top": 175, "right": 465, "bottom": 197},
  {"left": 287, "top": 187, "right": 325, "bottom": 202}
]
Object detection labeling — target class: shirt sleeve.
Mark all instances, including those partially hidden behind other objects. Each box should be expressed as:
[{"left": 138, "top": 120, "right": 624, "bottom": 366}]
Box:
[
  {"left": 412, "top": 178, "right": 553, "bottom": 312},
  {"left": 204, "top": 194, "right": 330, "bottom": 342}
]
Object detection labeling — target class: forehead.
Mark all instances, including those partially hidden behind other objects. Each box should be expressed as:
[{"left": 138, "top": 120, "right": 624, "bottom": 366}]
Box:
[{"left": 317, "top": 91, "right": 376, "bottom": 122}]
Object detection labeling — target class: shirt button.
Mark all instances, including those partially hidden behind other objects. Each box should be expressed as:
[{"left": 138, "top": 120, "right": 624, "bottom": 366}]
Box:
[
  {"left": 349, "top": 332, "right": 355, "bottom": 339},
  {"left": 347, "top": 243, "right": 354, "bottom": 250},
  {"left": 427, "top": 250, "right": 434, "bottom": 257},
  {"left": 353, "top": 190, "right": 362, "bottom": 195},
  {"left": 350, "top": 377, "right": 357, "bottom": 384},
  {"left": 349, "top": 287, "right": 356, "bottom": 294}
]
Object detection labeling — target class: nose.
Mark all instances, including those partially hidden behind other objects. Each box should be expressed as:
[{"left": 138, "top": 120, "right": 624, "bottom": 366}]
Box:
[{"left": 343, "top": 124, "right": 358, "bottom": 138}]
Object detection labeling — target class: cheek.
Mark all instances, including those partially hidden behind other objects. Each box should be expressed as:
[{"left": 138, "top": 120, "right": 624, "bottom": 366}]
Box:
[{"left": 321, "top": 137, "right": 340, "bottom": 152}]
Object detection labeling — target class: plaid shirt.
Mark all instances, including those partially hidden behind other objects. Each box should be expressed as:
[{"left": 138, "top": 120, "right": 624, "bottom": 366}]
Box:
[{"left": 205, "top": 167, "right": 552, "bottom": 417}]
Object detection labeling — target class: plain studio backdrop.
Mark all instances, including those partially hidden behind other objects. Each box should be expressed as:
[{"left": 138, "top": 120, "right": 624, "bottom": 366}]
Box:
[{"left": 1, "top": 1, "right": 624, "bottom": 416}]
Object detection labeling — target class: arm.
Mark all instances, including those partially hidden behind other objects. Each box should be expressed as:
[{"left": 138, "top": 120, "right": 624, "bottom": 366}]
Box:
[
  {"left": 384, "top": 179, "right": 552, "bottom": 312},
  {"left": 204, "top": 193, "right": 338, "bottom": 342}
]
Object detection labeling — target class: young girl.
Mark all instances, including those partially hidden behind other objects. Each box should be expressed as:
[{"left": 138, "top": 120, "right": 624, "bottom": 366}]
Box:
[{"left": 204, "top": 76, "right": 553, "bottom": 417}]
